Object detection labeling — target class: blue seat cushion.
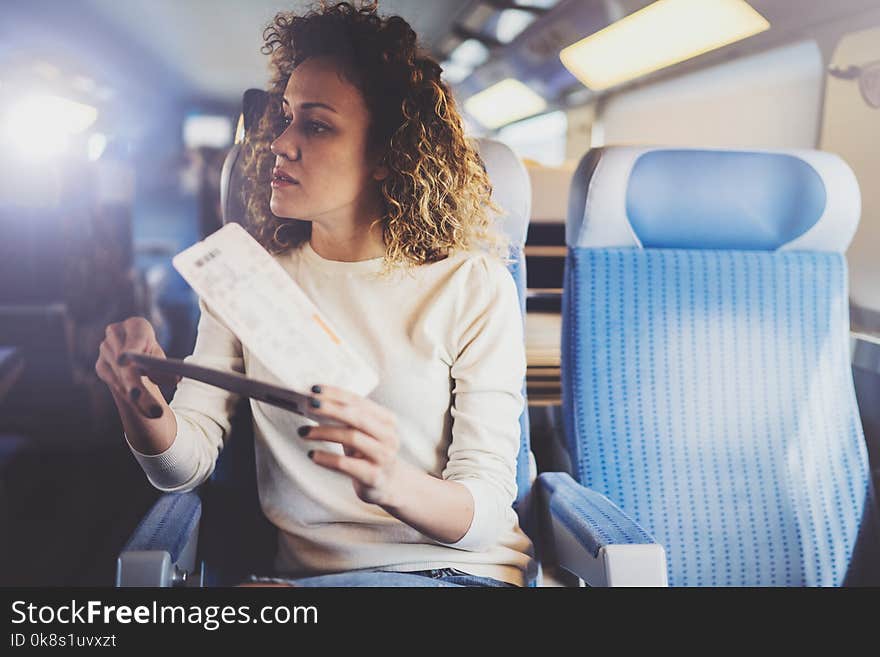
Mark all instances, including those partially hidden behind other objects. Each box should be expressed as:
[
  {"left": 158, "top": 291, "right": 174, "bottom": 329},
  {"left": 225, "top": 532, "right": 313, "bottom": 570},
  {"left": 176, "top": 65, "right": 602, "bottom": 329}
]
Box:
[{"left": 562, "top": 248, "right": 880, "bottom": 585}]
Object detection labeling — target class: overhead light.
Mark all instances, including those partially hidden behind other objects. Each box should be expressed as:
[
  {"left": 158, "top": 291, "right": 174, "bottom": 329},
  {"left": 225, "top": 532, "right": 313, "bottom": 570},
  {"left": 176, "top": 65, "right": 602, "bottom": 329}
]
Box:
[
  {"left": 464, "top": 78, "right": 547, "bottom": 129},
  {"left": 496, "top": 9, "right": 537, "bottom": 43},
  {"left": 2, "top": 94, "right": 98, "bottom": 161},
  {"left": 450, "top": 38, "right": 491, "bottom": 68},
  {"left": 440, "top": 59, "right": 473, "bottom": 85},
  {"left": 560, "top": 0, "right": 770, "bottom": 91}
]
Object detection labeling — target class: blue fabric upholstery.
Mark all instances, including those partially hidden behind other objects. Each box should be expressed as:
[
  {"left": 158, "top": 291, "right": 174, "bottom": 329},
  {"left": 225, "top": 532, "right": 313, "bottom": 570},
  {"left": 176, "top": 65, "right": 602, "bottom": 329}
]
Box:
[
  {"left": 627, "top": 150, "right": 826, "bottom": 250},
  {"left": 475, "top": 137, "right": 532, "bottom": 511},
  {"left": 536, "top": 471, "right": 656, "bottom": 558},
  {"left": 562, "top": 246, "right": 880, "bottom": 585},
  {"left": 122, "top": 492, "right": 201, "bottom": 563},
  {"left": 507, "top": 246, "right": 532, "bottom": 509}
]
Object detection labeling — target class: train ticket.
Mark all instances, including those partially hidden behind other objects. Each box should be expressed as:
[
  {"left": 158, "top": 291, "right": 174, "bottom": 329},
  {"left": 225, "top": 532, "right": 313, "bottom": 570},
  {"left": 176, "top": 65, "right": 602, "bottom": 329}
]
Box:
[{"left": 172, "top": 222, "right": 379, "bottom": 396}]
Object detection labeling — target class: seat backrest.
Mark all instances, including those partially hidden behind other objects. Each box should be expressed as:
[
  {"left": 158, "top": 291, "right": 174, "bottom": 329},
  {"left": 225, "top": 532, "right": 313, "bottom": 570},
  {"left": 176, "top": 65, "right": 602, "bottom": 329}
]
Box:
[
  {"left": 470, "top": 138, "right": 533, "bottom": 507},
  {"left": 563, "top": 146, "right": 880, "bottom": 586},
  {"left": 202, "top": 91, "right": 533, "bottom": 584}
]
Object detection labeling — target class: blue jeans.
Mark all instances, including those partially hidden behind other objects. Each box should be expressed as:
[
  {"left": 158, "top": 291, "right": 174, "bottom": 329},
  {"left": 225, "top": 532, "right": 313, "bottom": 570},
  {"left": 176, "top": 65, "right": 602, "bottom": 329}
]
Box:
[{"left": 245, "top": 568, "right": 517, "bottom": 587}]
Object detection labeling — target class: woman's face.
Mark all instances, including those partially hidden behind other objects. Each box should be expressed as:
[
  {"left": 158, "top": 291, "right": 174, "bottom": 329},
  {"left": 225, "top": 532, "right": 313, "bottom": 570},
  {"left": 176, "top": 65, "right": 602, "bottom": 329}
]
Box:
[{"left": 269, "top": 56, "right": 386, "bottom": 225}]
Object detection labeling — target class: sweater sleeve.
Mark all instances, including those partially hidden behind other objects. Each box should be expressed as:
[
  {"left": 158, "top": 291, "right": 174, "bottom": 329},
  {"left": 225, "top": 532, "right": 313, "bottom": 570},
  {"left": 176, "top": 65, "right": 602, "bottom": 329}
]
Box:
[
  {"left": 438, "top": 255, "right": 526, "bottom": 551},
  {"left": 125, "top": 296, "right": 244, "bottom": 493}
]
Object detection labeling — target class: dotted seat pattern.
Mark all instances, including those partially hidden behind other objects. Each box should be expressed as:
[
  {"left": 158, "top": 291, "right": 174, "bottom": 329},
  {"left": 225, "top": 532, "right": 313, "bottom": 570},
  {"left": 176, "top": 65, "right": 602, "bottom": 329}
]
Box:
[{"left": 562, "top": 248, "right": 879, "bottom": 586}]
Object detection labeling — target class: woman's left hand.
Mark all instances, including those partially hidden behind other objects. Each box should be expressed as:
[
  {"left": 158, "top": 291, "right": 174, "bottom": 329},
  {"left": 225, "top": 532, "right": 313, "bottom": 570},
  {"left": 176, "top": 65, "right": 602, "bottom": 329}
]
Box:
[{"left": 299, "top": 384, "right": 408, "bottom": 507}]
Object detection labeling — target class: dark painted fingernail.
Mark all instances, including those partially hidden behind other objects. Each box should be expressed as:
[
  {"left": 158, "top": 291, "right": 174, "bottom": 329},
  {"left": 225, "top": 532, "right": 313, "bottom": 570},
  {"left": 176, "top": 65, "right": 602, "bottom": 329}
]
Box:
[
  {"left": 149, "top": 405, "right": 163, "bottom": 418},
  {"left": 310, "top": 397, "right": 321, "bottom": 409},
  {"left": 311, "top": 385, "right": 322, "bottom": 394},
  {"left": 307, "top": 450, "right": 315, "bottom": 460},
  {"left": 117, "top": 354, "right": 128, "bottom": 366},
  {"left": 297, "top": 426, "right": 311, "bottom": 437},
  {"left": 130, "top": 388, "right": 141, "bottom": 401}
]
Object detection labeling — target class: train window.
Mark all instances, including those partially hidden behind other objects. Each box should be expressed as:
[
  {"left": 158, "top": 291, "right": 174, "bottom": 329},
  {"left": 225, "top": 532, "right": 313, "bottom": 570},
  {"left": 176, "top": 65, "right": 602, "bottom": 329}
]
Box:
[
  {"left": 496, "top": 110, "right": 567, "bottom": 166},
  {"left": 182, "top": 114, "right": 234, "bottom": 150}
]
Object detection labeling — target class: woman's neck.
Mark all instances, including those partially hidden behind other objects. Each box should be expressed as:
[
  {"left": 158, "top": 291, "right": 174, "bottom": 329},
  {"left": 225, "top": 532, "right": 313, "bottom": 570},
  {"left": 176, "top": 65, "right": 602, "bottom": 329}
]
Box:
[{"left": 309, "top": 220, "right": 385, "bottom": 262}]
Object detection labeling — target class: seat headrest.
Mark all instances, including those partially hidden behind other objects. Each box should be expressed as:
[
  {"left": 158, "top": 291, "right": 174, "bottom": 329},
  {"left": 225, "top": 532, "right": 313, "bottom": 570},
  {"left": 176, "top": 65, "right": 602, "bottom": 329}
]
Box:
[
  {"left": 474, "top": 137, "right": 531, "bottom": 248},
  {"left": 220, "top": 89, "right": 269, "bottom": 228},
  {"left": 566, "top": 146, "right": 861, "bottom": 253},
  {"left": 219, "top": 93, "right": 531, "bottom": 248}
]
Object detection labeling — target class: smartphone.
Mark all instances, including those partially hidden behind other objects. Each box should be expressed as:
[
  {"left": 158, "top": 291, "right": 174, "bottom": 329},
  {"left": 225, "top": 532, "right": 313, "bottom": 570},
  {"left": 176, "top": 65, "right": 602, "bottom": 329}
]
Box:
[{"left": 123, "top": 351, "right": 322, "bottom": 421}]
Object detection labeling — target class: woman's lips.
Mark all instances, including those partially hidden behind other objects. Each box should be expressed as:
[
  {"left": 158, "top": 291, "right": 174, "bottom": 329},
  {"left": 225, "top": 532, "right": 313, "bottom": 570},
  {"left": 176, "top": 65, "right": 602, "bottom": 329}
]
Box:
[
  {"left": 271, "top": 168, "right": 299, "bottom": 188},
  {"left": 271, "top": 176, "right": 298, "bottom": 189}
]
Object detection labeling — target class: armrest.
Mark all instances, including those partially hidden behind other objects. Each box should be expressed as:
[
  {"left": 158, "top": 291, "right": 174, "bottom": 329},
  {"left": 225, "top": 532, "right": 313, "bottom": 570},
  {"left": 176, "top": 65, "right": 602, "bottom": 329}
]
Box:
[
  {"left": 115, "top": 492, "right": 203, "bottom": 587},
  {"left": 534, "top": 472, "right": 668, "bottom": 587}
]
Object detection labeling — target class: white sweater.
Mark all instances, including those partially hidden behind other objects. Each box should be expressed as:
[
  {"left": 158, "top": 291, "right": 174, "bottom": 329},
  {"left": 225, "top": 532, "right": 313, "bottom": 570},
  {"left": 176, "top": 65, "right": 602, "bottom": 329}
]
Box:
[{"left": 126, "top": 240, "right": 536, "bottom": 586}]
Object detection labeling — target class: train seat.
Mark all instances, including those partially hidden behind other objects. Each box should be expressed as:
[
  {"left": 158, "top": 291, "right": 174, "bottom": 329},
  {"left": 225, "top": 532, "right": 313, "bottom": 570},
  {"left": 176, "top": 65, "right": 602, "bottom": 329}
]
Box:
[{"left": 562, "top": 146, "right": 880, "bottom": 585}]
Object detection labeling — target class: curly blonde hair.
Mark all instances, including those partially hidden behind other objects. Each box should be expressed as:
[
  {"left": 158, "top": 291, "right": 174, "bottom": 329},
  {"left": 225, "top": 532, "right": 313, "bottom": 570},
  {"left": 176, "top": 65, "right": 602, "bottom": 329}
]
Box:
[{"left": 238, "top": 0, "right": 511, "bottom": 278}]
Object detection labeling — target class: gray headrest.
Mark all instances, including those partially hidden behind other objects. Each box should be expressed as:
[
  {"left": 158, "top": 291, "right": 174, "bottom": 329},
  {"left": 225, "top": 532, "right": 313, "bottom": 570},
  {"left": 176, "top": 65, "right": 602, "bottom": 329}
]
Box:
[{"left": 474, "top": 138, "right": 531, "bottom": 248}]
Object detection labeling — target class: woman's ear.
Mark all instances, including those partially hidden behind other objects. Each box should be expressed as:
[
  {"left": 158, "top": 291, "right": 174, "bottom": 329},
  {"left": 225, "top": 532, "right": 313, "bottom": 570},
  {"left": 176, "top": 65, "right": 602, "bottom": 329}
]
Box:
[
  {"left": 372, "top": 163, "right": 389, "bottom": 181},
  {"left": 369, "top": 146, "right": 390, "bottom": 181}
]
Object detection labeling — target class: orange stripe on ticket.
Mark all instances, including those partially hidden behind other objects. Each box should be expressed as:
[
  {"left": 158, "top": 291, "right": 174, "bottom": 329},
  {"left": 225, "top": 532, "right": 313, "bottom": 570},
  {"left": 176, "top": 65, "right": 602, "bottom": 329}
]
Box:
[{"left": 312, "top": 313, "right": 341, "bottom": 344}]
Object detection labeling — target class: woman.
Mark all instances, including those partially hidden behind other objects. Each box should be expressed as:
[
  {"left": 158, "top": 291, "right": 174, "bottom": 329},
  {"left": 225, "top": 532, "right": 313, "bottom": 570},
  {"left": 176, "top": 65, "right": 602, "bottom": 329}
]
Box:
[{"left": 96, "top": 1, "right": 535, "bottom": 587}]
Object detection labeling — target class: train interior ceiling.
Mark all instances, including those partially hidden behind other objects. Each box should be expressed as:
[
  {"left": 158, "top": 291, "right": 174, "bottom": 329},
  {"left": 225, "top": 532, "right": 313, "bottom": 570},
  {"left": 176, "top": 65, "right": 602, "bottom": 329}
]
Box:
[{"left": 0, "top": 0, "right": 879, "bottom": 585}]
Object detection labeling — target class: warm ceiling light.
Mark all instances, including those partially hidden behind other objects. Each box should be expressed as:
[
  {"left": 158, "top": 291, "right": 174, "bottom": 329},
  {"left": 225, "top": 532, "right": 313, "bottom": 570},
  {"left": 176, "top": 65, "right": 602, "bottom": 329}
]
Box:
[
  {"left": 560, "top": 0, "right": 770, "bottom": 91},
  {"left": 464, "top": 78, "right": 547, "bottom": 129}
]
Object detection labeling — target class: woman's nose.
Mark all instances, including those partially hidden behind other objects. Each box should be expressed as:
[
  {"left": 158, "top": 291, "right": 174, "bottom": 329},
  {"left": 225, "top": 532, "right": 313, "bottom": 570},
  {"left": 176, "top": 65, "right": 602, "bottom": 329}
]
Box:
[{"left": 270, "top": 135, "right": 301, "bottom": 161}]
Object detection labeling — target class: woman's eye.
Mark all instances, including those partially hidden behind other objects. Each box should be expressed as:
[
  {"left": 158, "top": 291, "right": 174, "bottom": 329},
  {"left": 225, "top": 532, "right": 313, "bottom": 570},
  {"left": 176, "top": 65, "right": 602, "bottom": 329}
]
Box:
[{"left": 278, "top": 116, "right": 328, "bottom": 135}]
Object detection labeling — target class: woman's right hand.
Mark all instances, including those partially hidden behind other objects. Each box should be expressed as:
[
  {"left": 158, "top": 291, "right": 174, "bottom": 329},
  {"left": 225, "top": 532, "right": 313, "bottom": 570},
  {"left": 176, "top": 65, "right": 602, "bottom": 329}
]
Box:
[{"left": 95, "top": 317, "right": 181, "bottom": 419}]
